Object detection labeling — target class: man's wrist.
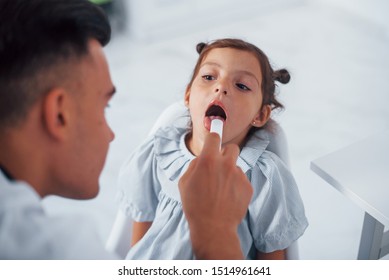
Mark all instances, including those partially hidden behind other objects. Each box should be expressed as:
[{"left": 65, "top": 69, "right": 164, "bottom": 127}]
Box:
[{"left": 190, "top": 225, "right": 244, "bottom": 260}]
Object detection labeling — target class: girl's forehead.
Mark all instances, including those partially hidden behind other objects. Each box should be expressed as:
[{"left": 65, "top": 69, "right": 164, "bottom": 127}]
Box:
[{"left": 201, "top": 48, "right": 262, "bottom": 77}]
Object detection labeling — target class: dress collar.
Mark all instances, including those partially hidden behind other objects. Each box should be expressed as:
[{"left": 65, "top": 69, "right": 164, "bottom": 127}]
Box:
[
  {"left": 153, "top": 126, "right": 270, "bottom": 180},
  {"left": 238, "top": 130, "right": 270, "bottom": 173}
]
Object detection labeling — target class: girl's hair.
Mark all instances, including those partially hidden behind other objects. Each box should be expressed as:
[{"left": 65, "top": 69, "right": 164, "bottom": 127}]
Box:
[{"left": 186, "top": 38, "right": 290, "bottom": 112}]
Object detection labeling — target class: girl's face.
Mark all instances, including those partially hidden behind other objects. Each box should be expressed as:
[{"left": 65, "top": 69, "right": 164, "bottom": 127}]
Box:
[{"left": 185, "top": 47, "right": 271, "bottom": 156}]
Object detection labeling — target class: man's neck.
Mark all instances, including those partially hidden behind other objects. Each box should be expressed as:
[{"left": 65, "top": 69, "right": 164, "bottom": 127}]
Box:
[{"left": 0, "top": 129, "right": 48, "bottom": 197}]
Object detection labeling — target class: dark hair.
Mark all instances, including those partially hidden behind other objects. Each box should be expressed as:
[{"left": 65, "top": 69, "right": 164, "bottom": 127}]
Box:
[
  {"left": 187, "top": 38, "right": 290, "bottom": 112},
  {"left": 0, "top": 0, "right": 111, "bottom": 129}
]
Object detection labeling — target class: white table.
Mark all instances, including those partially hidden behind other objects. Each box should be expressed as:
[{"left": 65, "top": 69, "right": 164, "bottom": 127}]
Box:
[{"left": 310, "top": 130, "right": 389, "bottom": 259}]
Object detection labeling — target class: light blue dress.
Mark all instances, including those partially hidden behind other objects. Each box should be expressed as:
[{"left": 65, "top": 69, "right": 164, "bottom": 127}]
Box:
[{"left": 118, "top": 126, "right": 308, "bottom": 259}]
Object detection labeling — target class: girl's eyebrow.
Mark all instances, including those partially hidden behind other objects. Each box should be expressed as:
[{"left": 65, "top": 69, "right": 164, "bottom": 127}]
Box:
[
  {"left": 201, "top": 61, "right": 221, "bottom": 68},
  {"left": 201, "top": 61, "right": 260, "bottom": 86}
]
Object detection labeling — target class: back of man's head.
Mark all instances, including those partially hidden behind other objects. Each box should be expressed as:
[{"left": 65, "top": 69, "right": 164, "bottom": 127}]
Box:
[{"left": 0, "top": 0, "right": 111, "bottom": 130}]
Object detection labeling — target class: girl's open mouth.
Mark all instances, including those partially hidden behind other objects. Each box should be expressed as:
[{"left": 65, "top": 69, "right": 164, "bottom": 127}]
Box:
[
  {"left": 205, "top": 104, "right": 227, "bottom": 121},
  {"left": 204, "top": 103, "right": 227, "bottom": 131}
]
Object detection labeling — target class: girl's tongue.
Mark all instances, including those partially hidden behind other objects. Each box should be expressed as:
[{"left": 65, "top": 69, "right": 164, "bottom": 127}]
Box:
[{"left": 204, "top": 116, "right": 225, "bottom": 131}]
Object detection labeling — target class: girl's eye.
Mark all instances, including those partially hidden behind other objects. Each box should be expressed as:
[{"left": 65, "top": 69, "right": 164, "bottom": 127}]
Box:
[
  {"left": 236, "top": 83, "right": 251, "bottom": 91},
  {"left": 202, "top": 75, "right": 215, "bottom": 81}
]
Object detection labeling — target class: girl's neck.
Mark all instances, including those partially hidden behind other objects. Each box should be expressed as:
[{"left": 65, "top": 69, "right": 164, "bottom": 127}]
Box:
[{"left": 185, "top": 132, "right": 202, "bottom": 157}]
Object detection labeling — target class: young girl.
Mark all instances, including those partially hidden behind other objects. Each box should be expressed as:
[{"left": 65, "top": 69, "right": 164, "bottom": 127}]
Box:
[{"left": 117, "top": 38, "right": 308, "bottom": 259}]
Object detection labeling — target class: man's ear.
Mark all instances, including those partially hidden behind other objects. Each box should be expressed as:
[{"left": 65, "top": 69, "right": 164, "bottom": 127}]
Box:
[
  {"left": 251, "top": 105, "right": 271, "bottom": 128},
  {"left": 42, "top": 88, "right": 71, "bottom": 140}
]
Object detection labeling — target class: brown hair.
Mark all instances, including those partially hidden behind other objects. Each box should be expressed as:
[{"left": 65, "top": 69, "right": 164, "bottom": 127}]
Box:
[{"left": 186, "top": 38, "right": 290, "bottom": 112}]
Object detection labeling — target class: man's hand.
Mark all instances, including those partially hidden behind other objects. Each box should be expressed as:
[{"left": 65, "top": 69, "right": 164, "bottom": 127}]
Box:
[{"left": 179, "top": 132, "right": 253, "bottom": 259}]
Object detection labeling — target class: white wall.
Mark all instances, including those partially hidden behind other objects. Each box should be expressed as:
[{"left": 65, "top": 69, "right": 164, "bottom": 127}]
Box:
[
  {"left": 125, "top": 0, "right": 304, "bottom": 41},
  {"left": 315, "top": 0, "right": 389, "bottom": 31}
]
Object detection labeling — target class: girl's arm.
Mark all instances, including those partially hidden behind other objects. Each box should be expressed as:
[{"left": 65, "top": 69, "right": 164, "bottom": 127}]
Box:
[
  {"left": 256, "top": 249, "right": 285, "bottom": 260},
  {"left": 131, "top": 221, "right": 152, "bottom": 246}
]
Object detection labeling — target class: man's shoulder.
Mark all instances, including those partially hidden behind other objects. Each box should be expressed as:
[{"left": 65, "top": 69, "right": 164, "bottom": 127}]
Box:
[
  {"left": 0, "top": 180, "right": 48, "bottom": 259},
  {"left": 0, "top": 178, "right": 115, "bottom": 260}
]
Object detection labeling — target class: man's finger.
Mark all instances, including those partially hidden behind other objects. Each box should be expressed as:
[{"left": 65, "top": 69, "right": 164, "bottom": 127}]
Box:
[
  {"left": 200, "top": 133, "right": 221, "bottom": 157},
  {"left": 221, "top": 143, "right": 240, "bottom": 162}
]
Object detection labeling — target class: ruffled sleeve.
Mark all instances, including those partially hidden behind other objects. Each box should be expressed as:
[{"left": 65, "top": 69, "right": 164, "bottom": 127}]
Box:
[
  {"left": 247, "top": 151, "right": 308, "bottom": 253},
  {"left": 117, "top": 135, "right": 161, "bottom": 222}
]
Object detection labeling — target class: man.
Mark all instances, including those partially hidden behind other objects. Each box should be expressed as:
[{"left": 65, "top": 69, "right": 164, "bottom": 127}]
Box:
[{"left": 0, "top": 0, "right": 252, "bottom": 259}]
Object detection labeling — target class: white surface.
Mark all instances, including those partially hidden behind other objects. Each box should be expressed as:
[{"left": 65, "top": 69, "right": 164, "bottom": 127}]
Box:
[
  {"left": 42, "top": 0, "right": 389, "bottom": 259},
  {"left": 311, "top": 130, "right": 389, "bottom": 227}
]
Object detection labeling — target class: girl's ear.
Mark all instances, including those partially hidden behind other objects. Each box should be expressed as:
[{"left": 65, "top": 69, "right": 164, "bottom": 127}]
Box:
[
  {"left": 184, "top": 87, "right": 191, "bottom": 108},
  {"left": 251, "top": 105, "right": 271, "bottom": 128}
]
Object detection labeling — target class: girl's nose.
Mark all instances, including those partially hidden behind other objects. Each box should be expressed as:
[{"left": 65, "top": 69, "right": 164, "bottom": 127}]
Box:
[
  {"left": 215, "top": 83, "right": 228, "bottom": 95},
  {"left": 215, "top": 88, "right": 227, "bottom": 95}
]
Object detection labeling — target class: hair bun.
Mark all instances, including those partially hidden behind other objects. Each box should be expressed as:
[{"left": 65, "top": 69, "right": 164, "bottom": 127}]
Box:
[
  {"left": 196, "top": 42, "right": 207, "bottom": 54},
  {"left": 273, "top": 69, "right": 290, "bottom": 84}
]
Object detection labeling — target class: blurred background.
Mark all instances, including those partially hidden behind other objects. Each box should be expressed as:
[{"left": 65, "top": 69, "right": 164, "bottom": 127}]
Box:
[{"left": 43, "top": 0, "right": 389, "bottom": 259}]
